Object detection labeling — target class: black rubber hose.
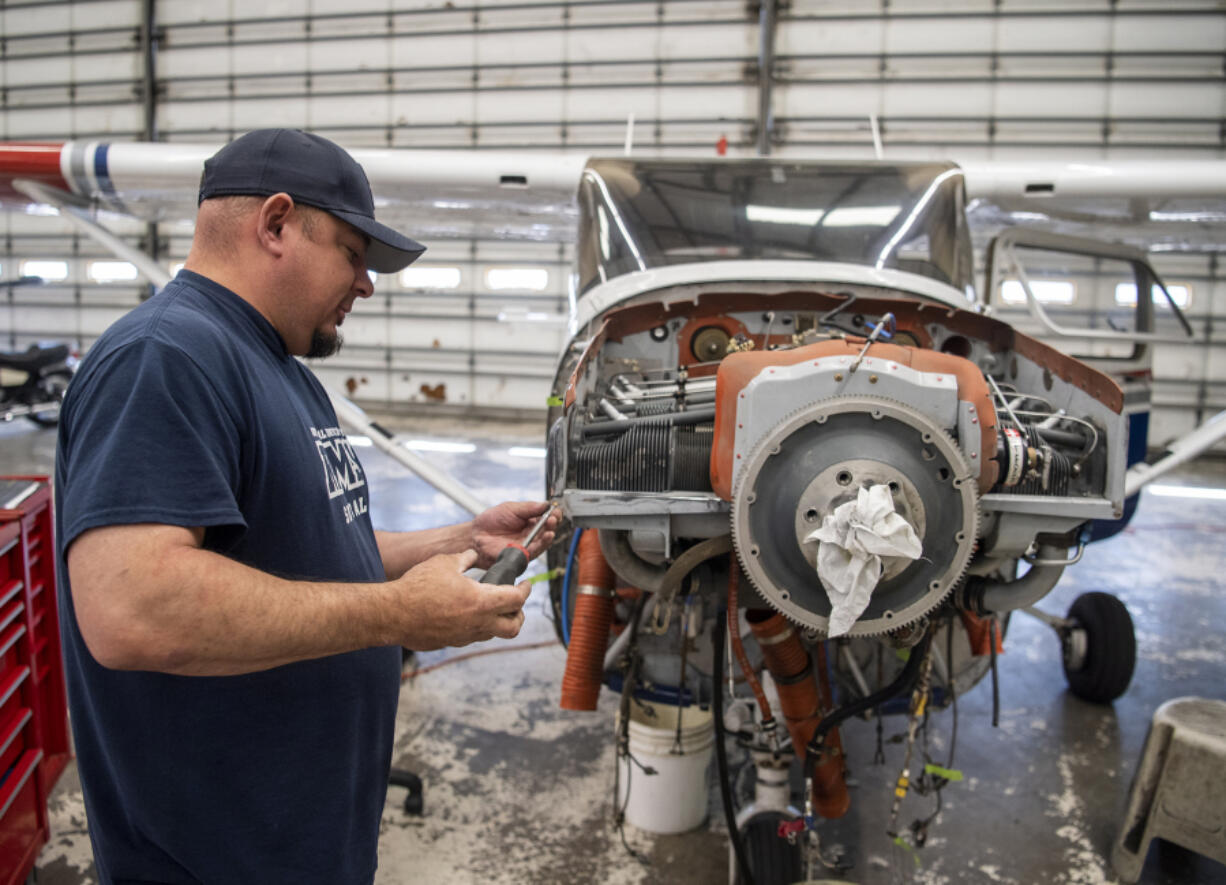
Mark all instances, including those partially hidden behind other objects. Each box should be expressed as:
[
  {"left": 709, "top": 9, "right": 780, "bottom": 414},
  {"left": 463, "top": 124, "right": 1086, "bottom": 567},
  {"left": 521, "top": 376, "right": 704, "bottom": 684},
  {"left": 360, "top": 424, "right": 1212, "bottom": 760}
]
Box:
[
  {"left": 989, "top": 618, "right": 1000, "bottom": 728},
  {"left": 1033, "top": 425, "right": 1086, "bottom": 449},
  {"left": 806, "top": 630, "right": 934, "bottom": 764},
  {"left": 713, "top": 611, "right": 755, "bottom": 885}
]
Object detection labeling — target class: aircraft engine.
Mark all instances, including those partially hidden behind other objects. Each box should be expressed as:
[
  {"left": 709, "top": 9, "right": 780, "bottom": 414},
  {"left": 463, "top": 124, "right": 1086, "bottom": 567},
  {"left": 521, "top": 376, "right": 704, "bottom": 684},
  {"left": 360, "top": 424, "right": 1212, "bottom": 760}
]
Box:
[{"left": 551, "top": 290, "right": 1128, "bottom": 647}]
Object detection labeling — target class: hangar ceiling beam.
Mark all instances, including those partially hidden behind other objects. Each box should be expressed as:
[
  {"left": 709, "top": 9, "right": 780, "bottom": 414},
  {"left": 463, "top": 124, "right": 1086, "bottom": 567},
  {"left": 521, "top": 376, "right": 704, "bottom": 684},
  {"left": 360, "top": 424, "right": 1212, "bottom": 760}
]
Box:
[
  {"left": 756, "top": 0, "right": 778, "bottom": 156},
  {"left": 139, "top": 0, "right": 160, "bottom": 296}
]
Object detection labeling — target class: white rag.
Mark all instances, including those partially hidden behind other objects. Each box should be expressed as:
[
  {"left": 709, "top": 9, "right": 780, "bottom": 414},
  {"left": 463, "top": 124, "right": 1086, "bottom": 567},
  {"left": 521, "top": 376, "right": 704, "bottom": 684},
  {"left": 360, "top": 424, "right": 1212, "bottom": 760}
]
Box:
[{"left": 804, "top": 484, "right": 923, "bottom": 637}]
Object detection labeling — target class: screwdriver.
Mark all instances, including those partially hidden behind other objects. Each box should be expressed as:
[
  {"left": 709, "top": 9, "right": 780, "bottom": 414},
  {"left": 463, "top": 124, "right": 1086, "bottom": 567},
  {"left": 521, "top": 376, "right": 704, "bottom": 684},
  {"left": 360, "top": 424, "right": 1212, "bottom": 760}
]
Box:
[{"left": 479, "top": 504, "right": 557, "bottom": 585}]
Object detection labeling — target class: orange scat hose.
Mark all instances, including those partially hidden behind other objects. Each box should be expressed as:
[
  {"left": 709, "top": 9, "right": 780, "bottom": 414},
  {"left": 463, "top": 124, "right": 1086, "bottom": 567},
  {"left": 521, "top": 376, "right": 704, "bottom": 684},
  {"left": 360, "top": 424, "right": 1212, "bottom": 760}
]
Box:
[
  {"left": 560, "top": 531, "right": 617, "bottom": 711},
  {"left": 960, "top": 609, "right": 1005, "bottom": 657},
  {"left": 811, "top": 642, "right": 850, "bottom": 819},
  {"left": 727, "top": 561, "right": 774, "bottom": 726},
  {"left": 746, "top": 609, "right": 851, "bottom": 819}
]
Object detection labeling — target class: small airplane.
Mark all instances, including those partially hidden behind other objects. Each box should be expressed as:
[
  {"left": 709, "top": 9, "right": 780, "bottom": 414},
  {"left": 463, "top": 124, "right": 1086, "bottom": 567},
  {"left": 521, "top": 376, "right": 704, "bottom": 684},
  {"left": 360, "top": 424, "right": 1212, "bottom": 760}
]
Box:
[{"left": 3, "top": 138, "right": 1226, "bottom": 883}]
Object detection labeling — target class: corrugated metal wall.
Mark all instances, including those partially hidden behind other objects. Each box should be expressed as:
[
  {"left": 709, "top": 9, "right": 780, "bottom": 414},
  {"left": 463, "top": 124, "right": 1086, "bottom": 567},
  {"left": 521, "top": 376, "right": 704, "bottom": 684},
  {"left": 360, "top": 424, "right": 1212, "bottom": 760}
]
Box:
[{"left": 1, "top": 0, "right": 1223, "bottom": 431}]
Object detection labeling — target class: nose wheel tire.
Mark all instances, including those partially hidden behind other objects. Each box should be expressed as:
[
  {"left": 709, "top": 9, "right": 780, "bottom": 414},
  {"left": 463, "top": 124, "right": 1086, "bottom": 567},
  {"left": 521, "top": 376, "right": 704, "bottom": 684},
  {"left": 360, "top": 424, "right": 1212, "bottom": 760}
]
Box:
[
  {"left": 736, "top": 812, "right": 804, "bottom": 885},
  {"left": 1061, "top": 591, "right": 1136, "bottom": 704}
]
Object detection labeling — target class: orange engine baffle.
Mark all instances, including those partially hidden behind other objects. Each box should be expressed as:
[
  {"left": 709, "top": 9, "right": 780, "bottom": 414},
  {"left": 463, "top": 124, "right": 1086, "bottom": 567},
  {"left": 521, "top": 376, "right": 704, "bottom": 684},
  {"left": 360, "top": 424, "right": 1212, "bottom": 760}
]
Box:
[{"left": 709, "top": 338, "right": 999, "bottom": 499}]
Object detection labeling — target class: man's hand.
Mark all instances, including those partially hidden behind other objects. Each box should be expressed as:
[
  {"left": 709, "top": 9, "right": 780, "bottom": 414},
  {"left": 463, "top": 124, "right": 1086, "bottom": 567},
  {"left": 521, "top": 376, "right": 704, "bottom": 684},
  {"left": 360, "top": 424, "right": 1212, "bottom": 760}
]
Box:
[
  {"left": 470, "top": 501, "right": 559, "bottom": 568},
  {"left": 392, "top": 549, "right": 531, "bottom": 650}
]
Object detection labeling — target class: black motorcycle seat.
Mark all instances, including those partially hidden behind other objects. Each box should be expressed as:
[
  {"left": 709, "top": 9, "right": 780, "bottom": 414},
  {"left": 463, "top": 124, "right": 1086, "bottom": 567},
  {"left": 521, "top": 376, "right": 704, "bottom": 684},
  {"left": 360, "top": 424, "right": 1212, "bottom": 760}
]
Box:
[{"left": 0, "top": 343, "right": 70, "bottom": 372}]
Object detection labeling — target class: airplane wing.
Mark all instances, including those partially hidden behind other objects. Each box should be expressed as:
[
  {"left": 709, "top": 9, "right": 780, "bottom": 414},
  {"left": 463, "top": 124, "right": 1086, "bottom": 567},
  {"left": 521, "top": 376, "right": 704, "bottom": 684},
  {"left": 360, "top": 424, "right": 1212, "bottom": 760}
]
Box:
[
  {"left": 960, "top": 159, "right": 1226, "bottom": 254},
  {"left": 6, "top": 140, "right": 1226, "bottom": 249},
  {"left": 3, "top": 140, "right": 1225, "bottom": 491}
]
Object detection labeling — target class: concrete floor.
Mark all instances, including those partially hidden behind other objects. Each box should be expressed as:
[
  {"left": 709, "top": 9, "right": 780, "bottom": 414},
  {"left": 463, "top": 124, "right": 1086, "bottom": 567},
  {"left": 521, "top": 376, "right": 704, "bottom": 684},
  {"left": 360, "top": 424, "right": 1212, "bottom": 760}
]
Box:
[{"left": 6, "top": 411, "right": 1225, "bottom": 885}]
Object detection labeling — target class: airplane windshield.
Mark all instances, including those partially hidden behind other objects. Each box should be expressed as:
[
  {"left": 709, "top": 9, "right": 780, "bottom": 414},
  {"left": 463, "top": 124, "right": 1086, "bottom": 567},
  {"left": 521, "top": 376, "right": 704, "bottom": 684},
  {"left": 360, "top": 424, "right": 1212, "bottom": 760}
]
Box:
[{"left": 576, "top": 158, "right": 974, "bottom": 297}]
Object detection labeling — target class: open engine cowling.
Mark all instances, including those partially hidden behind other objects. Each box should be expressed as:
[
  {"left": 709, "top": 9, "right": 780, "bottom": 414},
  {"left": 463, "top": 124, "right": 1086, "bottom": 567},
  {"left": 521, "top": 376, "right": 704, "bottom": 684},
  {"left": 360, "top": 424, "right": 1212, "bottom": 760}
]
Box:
[{"left": 551, "top": 289, "right": 1128, "bottom": 639}]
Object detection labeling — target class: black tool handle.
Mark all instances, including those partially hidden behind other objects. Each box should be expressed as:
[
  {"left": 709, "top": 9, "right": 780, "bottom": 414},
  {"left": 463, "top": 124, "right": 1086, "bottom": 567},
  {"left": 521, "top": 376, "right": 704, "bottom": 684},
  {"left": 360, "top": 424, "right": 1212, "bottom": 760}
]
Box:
[{"left": 480, "top": 545, "right": 528, "bottom": 585}]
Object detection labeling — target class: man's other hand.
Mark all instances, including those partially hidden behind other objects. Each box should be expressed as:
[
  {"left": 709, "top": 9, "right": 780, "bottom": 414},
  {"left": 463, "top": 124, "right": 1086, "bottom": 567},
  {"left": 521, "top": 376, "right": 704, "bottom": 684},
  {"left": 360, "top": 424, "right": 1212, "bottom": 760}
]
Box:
[
  {"left": 394, "top": 549, "right": 531, "bottom": 650},
  {"left": 470, "top": 501, "right": 559, "bottom": 568}
]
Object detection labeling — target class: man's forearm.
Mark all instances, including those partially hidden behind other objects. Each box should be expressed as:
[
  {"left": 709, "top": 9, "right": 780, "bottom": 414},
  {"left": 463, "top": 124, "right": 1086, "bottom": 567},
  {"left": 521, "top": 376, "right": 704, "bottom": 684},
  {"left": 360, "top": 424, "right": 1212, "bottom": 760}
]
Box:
[
  {"left": 375, "top": 522, "right": 472, "bottom": 579},
  {"left": 67, "top": 523, "right": 528, "bottom": 677},
  {"left": 68, "top": 514, "right": 537, "bottom": 678},
  {"left": 73, "top": 532, "right": 405, "bottom": 676}
]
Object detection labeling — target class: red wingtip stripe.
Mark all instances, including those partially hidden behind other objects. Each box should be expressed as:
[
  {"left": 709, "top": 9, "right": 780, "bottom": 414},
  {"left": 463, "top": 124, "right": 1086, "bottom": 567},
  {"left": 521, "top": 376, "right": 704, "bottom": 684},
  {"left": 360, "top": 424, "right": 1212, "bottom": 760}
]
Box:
[{"left": 0, "top": 142, "right": 69, "bottom": 202}]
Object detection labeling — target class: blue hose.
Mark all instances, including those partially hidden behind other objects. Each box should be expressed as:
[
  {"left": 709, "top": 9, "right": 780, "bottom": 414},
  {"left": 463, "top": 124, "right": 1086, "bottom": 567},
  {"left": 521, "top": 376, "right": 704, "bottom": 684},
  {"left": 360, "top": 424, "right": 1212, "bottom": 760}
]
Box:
[{"left": 560, "top": 527, "right": 584, "bottom": 646}]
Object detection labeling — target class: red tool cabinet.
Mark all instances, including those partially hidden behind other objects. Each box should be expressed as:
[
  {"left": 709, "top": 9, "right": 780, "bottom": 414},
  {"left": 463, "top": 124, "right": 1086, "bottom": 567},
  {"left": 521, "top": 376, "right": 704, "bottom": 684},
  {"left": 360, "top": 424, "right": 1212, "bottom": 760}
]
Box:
[{"left": 0, "top": 477, "right": 71, "bottom": 885}]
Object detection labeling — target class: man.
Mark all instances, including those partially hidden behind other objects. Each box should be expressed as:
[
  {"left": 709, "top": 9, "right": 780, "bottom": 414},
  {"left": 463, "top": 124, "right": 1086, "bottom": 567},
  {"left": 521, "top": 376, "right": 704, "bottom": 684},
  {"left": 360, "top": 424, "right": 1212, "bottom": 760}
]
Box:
[{"left": 54, "top": 129, "right": 557, "bottom": 884}]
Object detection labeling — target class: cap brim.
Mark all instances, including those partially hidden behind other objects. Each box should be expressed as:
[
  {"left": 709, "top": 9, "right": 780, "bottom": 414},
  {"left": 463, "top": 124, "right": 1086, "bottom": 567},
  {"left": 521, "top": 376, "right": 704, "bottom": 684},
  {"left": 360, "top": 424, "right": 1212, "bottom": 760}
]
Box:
[{"left": 333, "top": 209, "right": 426, "bottom": 274}]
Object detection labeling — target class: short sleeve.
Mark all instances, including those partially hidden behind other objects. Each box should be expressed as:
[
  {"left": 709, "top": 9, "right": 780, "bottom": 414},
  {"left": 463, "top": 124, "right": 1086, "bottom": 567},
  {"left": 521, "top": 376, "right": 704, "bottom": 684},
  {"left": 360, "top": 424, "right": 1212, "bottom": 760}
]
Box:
[{"left": 58, "top": 339, "right": 247, "bottom": 550}]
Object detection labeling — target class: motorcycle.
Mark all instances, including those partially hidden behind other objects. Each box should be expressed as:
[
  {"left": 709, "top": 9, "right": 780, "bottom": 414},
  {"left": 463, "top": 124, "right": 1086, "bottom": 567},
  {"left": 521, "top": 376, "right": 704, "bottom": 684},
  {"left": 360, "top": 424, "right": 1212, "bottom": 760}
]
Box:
[{"left": 0, "top": 341, "right": 77, "bottom": 427}]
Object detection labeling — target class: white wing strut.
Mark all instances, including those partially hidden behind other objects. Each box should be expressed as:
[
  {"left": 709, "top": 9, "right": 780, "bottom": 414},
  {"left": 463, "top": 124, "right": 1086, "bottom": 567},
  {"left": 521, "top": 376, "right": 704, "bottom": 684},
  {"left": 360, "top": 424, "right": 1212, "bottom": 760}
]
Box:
[
  {"left": 13, "top": 178, "right": 174, "bottom": 288},
  {"left": 327, "top": 394, "right": 486, "bottom": 516},
  {"left": 1125, "top": 410, "right": 1226, "bottom": 499},
  {"left": 16, "top": 178, "right": 488, "bottom": 516}
]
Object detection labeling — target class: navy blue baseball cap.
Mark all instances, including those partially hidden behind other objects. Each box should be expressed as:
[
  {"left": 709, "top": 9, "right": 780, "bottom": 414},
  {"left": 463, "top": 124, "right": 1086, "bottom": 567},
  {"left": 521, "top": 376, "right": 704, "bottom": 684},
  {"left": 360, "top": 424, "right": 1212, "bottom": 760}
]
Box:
[{"left": 198, "top": 129, "right": 425, "bottom": 273}]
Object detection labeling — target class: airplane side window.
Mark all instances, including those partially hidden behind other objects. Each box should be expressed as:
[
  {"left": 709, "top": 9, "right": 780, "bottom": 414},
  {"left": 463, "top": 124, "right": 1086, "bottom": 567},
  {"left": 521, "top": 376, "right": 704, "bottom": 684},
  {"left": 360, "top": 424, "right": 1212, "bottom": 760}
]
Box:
[
  {"left": 999, "top": 279, "right": 1075, "bottom": 304},
  {"left": 1115, "top": 281, "right": 1191, "bottom": 309}
]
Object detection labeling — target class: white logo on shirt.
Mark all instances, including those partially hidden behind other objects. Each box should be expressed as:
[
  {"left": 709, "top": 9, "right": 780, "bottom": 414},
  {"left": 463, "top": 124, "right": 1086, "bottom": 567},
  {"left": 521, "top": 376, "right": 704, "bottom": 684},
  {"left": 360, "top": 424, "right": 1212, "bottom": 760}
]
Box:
[{"left": 311, "top": 426, "right": 369, "bottom": 524}]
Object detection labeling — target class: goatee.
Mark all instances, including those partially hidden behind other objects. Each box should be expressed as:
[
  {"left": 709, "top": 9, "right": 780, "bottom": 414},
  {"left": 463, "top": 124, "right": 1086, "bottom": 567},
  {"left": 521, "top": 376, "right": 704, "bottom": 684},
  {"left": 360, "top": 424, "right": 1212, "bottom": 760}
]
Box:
[{"left": 307, "top": 330, "right": 341, "bottom": 359}]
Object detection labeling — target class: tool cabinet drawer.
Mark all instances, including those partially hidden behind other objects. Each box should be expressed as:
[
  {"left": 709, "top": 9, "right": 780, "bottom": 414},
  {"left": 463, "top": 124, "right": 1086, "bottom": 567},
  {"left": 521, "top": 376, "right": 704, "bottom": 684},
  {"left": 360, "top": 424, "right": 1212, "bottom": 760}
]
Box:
[{"left": 0, "top": 748, "right": 44, "bottom": 885}]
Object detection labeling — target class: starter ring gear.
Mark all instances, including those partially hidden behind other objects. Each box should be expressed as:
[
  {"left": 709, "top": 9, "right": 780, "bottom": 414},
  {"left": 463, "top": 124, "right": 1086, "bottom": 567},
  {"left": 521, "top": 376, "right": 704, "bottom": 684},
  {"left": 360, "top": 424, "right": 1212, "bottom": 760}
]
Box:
[{"left": 731, "top": 396, "right": 979, "bottom": 636}]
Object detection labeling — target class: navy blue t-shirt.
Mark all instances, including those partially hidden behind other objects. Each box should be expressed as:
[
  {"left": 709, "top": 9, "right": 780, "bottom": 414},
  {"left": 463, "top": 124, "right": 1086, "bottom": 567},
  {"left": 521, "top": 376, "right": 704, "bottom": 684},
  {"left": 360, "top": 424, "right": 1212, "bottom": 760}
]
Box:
[{"left": 54, "top": 271, "right": 400, "bottom": 885}]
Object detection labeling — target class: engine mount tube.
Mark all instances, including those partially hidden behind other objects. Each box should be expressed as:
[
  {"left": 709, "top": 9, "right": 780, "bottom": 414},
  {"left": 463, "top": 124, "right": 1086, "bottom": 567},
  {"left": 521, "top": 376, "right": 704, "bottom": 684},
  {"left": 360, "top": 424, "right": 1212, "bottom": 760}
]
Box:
[
  {"left": 601, "top": 592, "right": 654, "bottom": 673},
  {"left": 969, "top": 545, "right": 1068, "bottom": 615},
  {"left": 602, "top": 535, "right": 732, "bottom": 672},
  {"left": 560, "top": 531, "right": 617, "bottom": 711}
]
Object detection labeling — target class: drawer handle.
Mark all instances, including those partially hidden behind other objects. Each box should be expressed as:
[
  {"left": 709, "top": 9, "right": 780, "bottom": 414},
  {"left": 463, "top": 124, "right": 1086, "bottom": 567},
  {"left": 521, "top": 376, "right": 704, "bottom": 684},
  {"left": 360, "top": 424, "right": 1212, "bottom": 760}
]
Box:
[
  {"left": 0, "top": 624, "right": 26, "bottom": 659},
  {"left": 0, "top": 579, "right": 22, "bottom": 609},
  {"left": 0, "top": 708, "right": 32, "bottom": 762},
  {"left": 0, "top": 748, "right": 43, "bottom": 822},
  {"left": 0, "top": 666, "right": 30, "bottom": 709},
  {"left": 0, "top": 602, "right": 23, "bottom": 634}
]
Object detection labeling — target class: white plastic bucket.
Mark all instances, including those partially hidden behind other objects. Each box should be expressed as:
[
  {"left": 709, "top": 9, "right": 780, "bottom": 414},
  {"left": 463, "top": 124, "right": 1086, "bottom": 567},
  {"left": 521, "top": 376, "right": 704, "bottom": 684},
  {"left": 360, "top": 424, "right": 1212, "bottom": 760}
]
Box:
[{"left": 616, "top": 700, "right": 715, "bottom": 834}]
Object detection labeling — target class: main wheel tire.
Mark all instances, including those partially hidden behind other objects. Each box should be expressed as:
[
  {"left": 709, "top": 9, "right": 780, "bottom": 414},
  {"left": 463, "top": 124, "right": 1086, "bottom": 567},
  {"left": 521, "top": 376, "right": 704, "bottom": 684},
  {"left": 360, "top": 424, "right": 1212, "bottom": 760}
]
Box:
[
  {"left": 1063, "top": 591, "right": 1136, "bottom": 703},
  {"left": 739, "top": 812, "right": 804, "bottom": 885}
]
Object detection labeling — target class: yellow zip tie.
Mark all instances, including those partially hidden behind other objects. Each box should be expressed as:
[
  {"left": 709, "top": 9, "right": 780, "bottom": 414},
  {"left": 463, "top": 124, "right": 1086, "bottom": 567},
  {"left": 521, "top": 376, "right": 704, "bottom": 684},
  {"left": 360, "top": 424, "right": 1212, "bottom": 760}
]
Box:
[
  {"left": 893, "top": 836, "right": 922, "bottom": 868},
  {"left": 527, "top": 568, "right": 563, "bottom": 585},
  {"left": 924, "top": 763, "right": 964, "bottom": 782},
  {"left": 546, "top": 395, "right": 564, "bottom": 407}
]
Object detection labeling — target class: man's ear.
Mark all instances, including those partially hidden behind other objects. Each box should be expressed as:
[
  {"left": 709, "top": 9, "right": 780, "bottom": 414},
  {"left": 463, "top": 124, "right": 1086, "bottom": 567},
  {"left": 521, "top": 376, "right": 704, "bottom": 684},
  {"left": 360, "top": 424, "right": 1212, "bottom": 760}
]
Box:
[{"left": 256, "top": 193, "right": 296, "bottom": 257}]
